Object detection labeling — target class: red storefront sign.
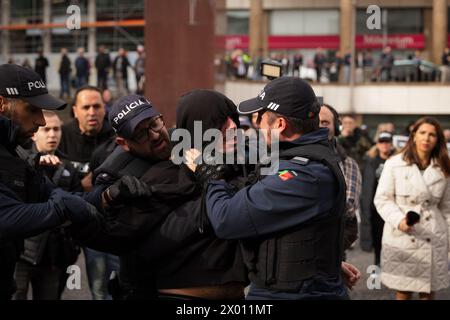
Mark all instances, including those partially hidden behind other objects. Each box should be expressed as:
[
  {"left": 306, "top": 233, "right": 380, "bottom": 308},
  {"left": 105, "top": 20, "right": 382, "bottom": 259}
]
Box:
[
  {"left": 218, "top": 34, "right": 425, "bottom": 50},
  {"left": 355, "top": 34, "right": 424, "bottom": 49}
]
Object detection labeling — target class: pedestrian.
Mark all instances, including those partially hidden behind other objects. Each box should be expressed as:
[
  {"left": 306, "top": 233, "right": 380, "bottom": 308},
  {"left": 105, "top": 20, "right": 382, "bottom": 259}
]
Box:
[
  {"left": 95, "top": 46, "right": 111, "bottom": 91},
  {"left": 58, "top": 48, "right": 72, "bottom": 99},
  {"left": 360, "top": 131, "right": 395, "bottom": 265},
  {"left": 113, "top": 48, "right": 130, "bottom": 97},
  {"left": 134, "top": 45, "right": 145, "bottom": 94},
  {"left": 75, "top": 48, "right": 90, "bottom": 88},
  {"left": 374, "top": 116, "right": 450, "bottom": 300},
  {"left": 34, "top": 50, "right": 49, "bottom": 84}
]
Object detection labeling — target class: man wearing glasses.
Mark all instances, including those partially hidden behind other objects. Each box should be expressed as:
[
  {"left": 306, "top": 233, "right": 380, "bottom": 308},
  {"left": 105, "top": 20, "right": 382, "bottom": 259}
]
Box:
[
  {"left": 74, "top": 94, "right": 247, "bottom": 300},
  {"left": 73, "top": 94, "right": 172, "bottom": 299}
]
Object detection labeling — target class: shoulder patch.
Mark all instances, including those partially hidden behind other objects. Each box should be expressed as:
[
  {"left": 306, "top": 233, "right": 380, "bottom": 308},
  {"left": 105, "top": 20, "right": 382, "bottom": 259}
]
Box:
[
  {"left": 291, "top": 156, "right": 310, "bottom": 165},
  {"left": 278, "top": 170, "right": 298, "bottom": 181}
]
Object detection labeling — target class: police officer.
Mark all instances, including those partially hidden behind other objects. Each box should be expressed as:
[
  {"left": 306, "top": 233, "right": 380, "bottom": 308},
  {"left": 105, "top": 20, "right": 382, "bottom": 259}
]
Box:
[
  {"left": 0, "top": 64, "right": 102, "bottom": 300},
  {"left": 201, "top": 77, "right": 349, "bottom": 299}
]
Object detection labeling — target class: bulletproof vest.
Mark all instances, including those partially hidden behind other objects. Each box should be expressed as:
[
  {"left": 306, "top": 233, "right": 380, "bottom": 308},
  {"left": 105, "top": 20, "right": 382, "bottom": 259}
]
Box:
[
  {"left": 0, "top": 145, "right": 42, "bottom": 299},
  {"left": 0, "top": 145, "right": 41, "bottom": 203},
  {"left": 242, "top": 141, "right": 347, "bottom": 292},
  {"left": 93, "top": 146, "right": 151, "bottom": 184}
]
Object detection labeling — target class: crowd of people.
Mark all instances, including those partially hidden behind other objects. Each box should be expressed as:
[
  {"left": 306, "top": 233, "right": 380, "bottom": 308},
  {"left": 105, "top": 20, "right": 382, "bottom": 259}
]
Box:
[
  {"left": 0, "top": 59, "right": 450, "bottom": 302},
  {"left": 7, "top": 45, "right": 146, "bottom": 102},
  {"left": 225, "top": 46, "right": 450, "bottom": 84}
]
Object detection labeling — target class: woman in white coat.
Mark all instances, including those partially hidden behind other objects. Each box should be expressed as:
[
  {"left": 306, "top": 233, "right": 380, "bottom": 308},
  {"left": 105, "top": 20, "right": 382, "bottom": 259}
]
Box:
[{"left": 374, "top": 116, "right": 450, "bottom": 300}]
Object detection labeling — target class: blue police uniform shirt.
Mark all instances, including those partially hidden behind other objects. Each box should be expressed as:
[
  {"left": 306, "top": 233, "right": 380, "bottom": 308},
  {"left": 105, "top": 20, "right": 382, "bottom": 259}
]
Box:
[{"left": 205, "top": 128, "right": 347, "bottom": 300}]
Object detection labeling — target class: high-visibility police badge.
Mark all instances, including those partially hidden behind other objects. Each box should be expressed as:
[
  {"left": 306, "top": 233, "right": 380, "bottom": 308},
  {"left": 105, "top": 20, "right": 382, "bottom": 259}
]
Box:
[{"left": 278, "top": 170, "right": 298, "bottom": 181}]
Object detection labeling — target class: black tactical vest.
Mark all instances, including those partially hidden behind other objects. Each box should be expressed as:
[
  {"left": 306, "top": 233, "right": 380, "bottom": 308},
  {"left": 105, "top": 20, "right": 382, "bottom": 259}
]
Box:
[
  {"left": 0, "top": 145, "right": 42, "bottom": 299},
  {"left": 93, "top": 146, "right": 151, "bottom": 184},
  {"left": 242, "top": 141, "right": 347, "bottom": 292}
]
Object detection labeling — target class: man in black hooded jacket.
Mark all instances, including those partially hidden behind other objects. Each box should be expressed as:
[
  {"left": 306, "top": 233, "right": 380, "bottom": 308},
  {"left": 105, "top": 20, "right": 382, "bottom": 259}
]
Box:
[{"left": 73, "top": 91, "right": 249, "bottom": 299}]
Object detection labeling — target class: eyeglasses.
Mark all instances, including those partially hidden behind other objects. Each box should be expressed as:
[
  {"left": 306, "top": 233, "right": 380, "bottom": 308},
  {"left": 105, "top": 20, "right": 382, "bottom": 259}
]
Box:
[{"left": 131, "top": 115, "right": 164, "bottom": 143}]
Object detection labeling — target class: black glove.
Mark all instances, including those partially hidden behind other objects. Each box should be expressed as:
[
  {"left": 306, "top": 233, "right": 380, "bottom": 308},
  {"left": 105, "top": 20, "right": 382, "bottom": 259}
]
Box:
[
  {"left": 103, "top": 175, "right": 152, "bottom": 207},
  {"left": 195, "top": 163, "right": 232, "bottom": 187},
  {"left": 50, "top": 189, "right": 102, "bottom": 226}
]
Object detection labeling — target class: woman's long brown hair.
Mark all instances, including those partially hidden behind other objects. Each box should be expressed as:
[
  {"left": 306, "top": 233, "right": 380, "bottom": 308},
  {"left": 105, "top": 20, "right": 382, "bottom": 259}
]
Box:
[{"left": 402, "top": 116, "right": 450, "bottom": 177}]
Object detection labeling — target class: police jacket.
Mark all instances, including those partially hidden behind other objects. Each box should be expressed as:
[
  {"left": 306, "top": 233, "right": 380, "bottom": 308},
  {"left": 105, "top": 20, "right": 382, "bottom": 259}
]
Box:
[
  {"left": 205, "top": 128, "right": 347, "bottom": 300},
  {"left": 0, "top": 116, "right": 103, "bottom": 299}
]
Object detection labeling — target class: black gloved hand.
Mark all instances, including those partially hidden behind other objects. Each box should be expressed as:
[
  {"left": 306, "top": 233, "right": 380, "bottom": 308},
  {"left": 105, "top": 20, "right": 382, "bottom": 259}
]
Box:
[
  {"left": 50, "top": 189, "right": 103, "bottom": 226},
  {"left": 103, "top": 175, "right": 152, "bottom": 207},
  {"left": 195, "top": 163, "right": 231, "bottom": 187}
]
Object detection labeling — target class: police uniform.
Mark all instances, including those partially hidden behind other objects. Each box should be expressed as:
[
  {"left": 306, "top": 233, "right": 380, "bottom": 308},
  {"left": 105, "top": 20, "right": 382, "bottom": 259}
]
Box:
[
  {"left": 204, "top": 77, "right": 348, "bottom": 300},
  {"left": 0, "top": 64, "right": 103, "bottom": 299}
]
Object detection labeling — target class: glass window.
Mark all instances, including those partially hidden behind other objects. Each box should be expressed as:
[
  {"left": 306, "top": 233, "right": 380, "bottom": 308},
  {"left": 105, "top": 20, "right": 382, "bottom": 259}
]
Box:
[
  {"left": 357, "top": 8, "right": 423, "bottom": 35},
  {"left": 270, "top": 10, "right": 339, "bottom": 35},
  {"left": 96, "top": 0, "right": 144, "bottom": 20},
  {"left": 227, "top": 10, "right": 249, "bottom": 35},
  {"left": 11, "top": 0, "right": 43, "bottom": 20},
  {"left": 96, "top": 27, "right": 144, "bottom": 52}
]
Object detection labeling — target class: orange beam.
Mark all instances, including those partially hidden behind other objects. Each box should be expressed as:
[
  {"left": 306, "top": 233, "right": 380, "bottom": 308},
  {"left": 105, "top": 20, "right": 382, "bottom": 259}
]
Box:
[{"left": 0, "top": 19, "right": 145, "bottom": 30}]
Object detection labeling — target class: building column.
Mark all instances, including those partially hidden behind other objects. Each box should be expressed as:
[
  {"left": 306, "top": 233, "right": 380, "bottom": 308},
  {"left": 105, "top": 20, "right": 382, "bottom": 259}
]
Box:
[
  {"left": 145, "top": 0, "right": 216, "bottom": 127},
  {"left": 340, "top": 0, "right": 353, "bottom": 55},
  {"left": 249, "top": 0, "right": 263, "bottom": 60},
  {"left": 43, "top": 0, "right": 51, "bottom": 54},
  {"left": 423, "top": 8, "right": 433, "bottom": 61},
  {"left": 1, "top": 0, "right": 11, "bottom": 62},
  {"left": 215, "top": 0, "right": 227, "bottom": 92},
  {"left": 87, "top": 0, "right": 97, "bottom": 56},
  {"left": 432, "top": 0, "right": 448, "bottom": 64}
]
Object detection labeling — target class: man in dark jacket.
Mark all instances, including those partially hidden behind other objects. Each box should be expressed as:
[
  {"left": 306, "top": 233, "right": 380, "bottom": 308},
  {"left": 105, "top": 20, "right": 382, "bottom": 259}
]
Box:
[
  {"left": 14, "top": 111, "right": 83, "bottom": 300},
  {"left": 35, "top": 50, "right": 49, "bottom": 84},
  {"left": 58, "top": 48, "right": 72, "bottom": 99},
  {"left": 59, "top": 85, "right": 114, "bottom": 186},
  {"left": 0, "top": 64, "right": 103, "bottom": 300},
  {"left": 360, "top": 132, "right": 395, "bottom": 265},
  {"left": 58, "top": 85, "right": 116, "bottom": 300},
  {"left": 113, "top": 48, "right": 130, "bottom": 97},
  {"left": 74, "top": 48, "right": 90, "bottom": 88},
  {"left": 95, "top": 46, "right": 111, "bottom": 91}
]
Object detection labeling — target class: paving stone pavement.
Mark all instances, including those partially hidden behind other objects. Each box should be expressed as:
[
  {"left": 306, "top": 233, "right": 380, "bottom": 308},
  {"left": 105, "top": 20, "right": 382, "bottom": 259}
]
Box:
[
  {"left": 59, "top": 245, "right": 450, "bottom": 300},
  {"left": 346, "top": 245, "right": 450, "bottom": 300}
]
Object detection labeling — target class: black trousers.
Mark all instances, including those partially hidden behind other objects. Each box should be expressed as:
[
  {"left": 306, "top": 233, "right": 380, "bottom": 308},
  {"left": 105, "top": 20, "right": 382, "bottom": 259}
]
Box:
[{"left": 14, "top": 260, "right": 63, "bottom": 300}]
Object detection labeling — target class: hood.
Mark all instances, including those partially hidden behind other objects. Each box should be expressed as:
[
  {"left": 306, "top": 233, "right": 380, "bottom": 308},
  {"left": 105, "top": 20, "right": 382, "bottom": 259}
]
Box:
[
  {"left": 0, "top": 115, "right": 20, "bottom": 152},
  {"left": 176, "top": 89, "right": 240, "bottom": 148}
]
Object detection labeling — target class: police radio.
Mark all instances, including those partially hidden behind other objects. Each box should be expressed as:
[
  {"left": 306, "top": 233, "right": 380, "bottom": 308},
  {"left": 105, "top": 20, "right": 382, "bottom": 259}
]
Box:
[{"left": 260, "top": 59, "right": 283, "bottom": 80}]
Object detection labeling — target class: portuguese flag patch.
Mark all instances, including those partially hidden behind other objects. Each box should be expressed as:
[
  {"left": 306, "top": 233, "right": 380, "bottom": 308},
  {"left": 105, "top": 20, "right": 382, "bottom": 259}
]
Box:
[{"left": 278, "top": 170, "right": 298, "bottom": 181}]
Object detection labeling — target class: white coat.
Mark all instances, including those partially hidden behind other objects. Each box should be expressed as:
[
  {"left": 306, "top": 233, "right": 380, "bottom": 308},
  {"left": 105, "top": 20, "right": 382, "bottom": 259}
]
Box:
[{"left": 374, "top": 153, "right": 450, "bottom": 293}]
